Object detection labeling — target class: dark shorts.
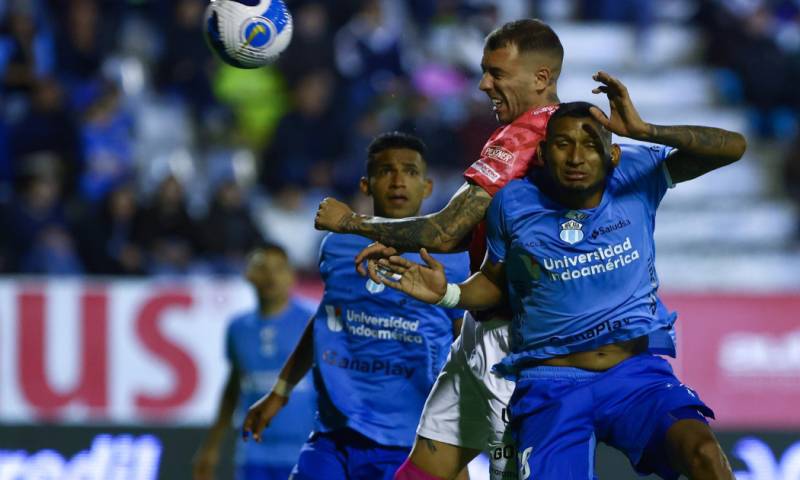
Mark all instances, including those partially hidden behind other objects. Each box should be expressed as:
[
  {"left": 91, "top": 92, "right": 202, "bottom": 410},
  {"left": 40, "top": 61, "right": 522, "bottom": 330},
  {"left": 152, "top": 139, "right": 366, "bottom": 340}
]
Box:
[
  {"left": 290, "top": 428, "right": 410, "bottom": 480},
  {"left": 510, "top": 354, "right": 714, "bottom": 480}
]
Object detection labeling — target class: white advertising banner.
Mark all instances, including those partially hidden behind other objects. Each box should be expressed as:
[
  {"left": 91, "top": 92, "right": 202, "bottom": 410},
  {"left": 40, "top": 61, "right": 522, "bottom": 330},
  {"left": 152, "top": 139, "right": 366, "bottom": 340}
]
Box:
[{"left": 0, "top": 278, "right": 259, "bottom": 425}]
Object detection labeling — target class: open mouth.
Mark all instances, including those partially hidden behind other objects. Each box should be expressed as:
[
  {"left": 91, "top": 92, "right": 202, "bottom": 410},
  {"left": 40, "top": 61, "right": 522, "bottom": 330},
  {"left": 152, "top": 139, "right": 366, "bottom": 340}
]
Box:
[
  {"left": 388, "top": 195, "right": 408, "bottom": 205},
  {"left": 491, "top": 97, "right": 504, "bottom": 113}
]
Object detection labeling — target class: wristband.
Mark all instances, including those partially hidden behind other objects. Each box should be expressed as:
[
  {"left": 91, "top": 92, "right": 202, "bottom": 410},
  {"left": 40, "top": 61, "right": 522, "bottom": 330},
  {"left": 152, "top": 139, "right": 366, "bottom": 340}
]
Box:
[
  {"left": 435, "top": 283, "right": 461, "bottom": 308},
  {"left": 272, "top": 378, "right": 294, "bottom": 397}
]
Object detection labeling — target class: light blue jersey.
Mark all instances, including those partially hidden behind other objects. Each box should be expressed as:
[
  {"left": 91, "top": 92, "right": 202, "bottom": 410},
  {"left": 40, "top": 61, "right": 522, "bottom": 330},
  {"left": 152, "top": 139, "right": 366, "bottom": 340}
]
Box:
[
  {"left": 486, "top": 144, "right": 677, "bottom": 374},
  {"left": 312, "top": 233, "right": 469, "bottom": 447},
  {"left": 226, "top": 300, "right": 317, "bottom": 467}
]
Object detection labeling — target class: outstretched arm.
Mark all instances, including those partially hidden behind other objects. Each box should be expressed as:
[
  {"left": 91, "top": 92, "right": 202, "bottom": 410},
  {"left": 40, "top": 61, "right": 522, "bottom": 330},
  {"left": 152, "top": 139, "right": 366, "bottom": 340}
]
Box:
[
  {"left": 315, "top": 182, "right": 492, "bottom": 253},
  {"left": 371, "top": 248, "right": 505, "bottom": 310},
  {"left": 590, "top": 71, "right": 747, "bottom": 183},
  {"left": 241, "top": 315, "right": 314, "bottom": 442}
]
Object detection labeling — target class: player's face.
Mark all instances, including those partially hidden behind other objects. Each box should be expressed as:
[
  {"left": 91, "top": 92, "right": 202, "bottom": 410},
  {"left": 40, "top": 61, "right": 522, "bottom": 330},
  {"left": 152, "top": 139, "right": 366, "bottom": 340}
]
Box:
[
  {"left": 479, "top": 45, "right": 541, "bottom": 124},
  {"left": 245, "top": 250, "right": 294, "bottom": 304},
  {"left": 543, "top": 116, "right": 616, "bottom": 196},
  {"left": 361, "top": 148, "right": 432, "bottom": 219}
]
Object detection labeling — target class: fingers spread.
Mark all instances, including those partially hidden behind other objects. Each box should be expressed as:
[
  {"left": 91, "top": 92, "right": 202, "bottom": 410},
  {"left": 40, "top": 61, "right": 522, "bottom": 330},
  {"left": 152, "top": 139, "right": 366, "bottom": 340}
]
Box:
[{"left": 420, "top": 248, "right": 443, "bottom": 271}]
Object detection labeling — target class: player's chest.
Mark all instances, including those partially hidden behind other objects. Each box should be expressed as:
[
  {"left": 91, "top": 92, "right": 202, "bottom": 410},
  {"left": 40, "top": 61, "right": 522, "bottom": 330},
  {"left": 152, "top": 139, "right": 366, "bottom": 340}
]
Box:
[{"left": 508, "top": 198, "right": 651, "bottom": 264}]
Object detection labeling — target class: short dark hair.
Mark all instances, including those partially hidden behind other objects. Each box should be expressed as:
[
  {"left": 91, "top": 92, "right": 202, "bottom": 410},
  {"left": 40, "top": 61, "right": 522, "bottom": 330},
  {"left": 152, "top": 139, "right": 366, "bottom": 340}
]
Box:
[
  {"left": 249, "top": 241, "right": 288, "bottom": 260},
  {"left": 485, "top": 19, "right": 563, "bottom": 62},
  {"left": 366, "top": 131, "right": 427, "bottom": 175}
]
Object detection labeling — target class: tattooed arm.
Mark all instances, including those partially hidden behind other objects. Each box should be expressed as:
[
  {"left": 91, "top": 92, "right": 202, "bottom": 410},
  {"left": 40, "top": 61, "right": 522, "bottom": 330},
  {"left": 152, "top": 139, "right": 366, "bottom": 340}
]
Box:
[
  {"left": 315, "top": 182, "right": 492, "bottom": 252},
  {"left": 643, "top": 125, "right": 747, "bottom": 183},
  {"left": 590, "top": 70, "right": 747, "bottom": 183}
]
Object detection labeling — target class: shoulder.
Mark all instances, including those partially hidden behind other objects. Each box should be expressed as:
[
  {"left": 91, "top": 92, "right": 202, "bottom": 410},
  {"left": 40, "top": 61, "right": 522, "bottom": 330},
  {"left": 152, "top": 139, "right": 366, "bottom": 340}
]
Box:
[
  {"left": 289, "top": 297, "right": 317, "bottom": 317},
  {"left": 227, "top": 311, "right": 254, "bottom": 332},
  {"left": 320, "top": 232, "right": 368, "bottom": 255}
]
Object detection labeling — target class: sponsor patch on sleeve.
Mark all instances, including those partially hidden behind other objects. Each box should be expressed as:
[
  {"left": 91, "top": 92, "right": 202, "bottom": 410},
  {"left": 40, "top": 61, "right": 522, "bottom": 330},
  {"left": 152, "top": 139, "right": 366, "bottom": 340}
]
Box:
[
  {"left": 471, "top": 160, "right": 501, "bottom": 183},
  {"left": 483, "top": 145, "right": 515, "bottom": 165}
]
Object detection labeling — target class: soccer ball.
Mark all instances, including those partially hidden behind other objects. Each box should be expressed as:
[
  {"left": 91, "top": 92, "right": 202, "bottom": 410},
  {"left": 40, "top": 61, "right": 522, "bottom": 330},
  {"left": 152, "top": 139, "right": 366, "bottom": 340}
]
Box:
[{"left": 204, "top": 0, "right": 293, "bottom": 69}]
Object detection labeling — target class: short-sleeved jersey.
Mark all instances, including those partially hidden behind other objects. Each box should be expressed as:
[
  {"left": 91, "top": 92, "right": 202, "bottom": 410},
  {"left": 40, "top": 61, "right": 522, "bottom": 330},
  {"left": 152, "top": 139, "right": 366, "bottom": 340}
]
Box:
[
  {"left": 226, "top": 300, "right": 317, "bottom": 467},
  {"left": 486, "top": 144, "right": 677, "bottom": 374},
  {"left": 312, "top": 233, "right": 469, "bottom": 447},
  {"left": 463, "top": 105, "right": 557, "bottom": 274}
]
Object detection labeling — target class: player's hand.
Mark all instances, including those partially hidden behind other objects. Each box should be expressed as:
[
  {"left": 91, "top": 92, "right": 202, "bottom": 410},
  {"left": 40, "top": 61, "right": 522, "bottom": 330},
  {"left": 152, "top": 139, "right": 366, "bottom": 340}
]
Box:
[
  {"left": 590, "top": 71, "right": 651, "bottom": 140},
  {"left": 242, "top": 391, "right": 288, "bottom": 443},
  {"left": 315, "top": 197, "right": 356, "bottom": 233},
  {"left": 369, "top": 248, "right": 448, "bottom": 304},
  {"left": 355, "top": 242, "right": 398, "bottom": 276},
  {"left": 191, "top": 445, "right": 219, "bottom": 480}
]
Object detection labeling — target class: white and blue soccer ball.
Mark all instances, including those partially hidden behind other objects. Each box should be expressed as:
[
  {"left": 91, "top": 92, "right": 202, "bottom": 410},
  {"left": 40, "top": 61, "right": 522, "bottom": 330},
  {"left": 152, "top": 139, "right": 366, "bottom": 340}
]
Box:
[{"left": 204, "top": 0, "right": 293, "bottom": 69}]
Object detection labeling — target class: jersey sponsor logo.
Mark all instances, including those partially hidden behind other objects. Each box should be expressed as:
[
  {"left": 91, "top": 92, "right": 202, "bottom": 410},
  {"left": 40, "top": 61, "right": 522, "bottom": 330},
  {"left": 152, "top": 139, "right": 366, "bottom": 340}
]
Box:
[
  {"left": 541, "top": 237, "right": 641, "bottom": 281},
  {"left": 471, "top": 160, "right": 501, "bottom": 182},
  {"left": 559, "top": 219, "right": 584, "bottom": 245},
  {"left": 324, "top": 306, "right": 424, "bottom": 343},
  {"left": 591, "top": 218, "right": 631, "bottom": 240},
  {"left": 547, "top": 318, "right": 633, "bottom": 345},
  {"left": 321, "top": 349, "right": 416, "bottom": 378},
  {"left": 483, "top": 145, "right": 515, "bottom": 165}
]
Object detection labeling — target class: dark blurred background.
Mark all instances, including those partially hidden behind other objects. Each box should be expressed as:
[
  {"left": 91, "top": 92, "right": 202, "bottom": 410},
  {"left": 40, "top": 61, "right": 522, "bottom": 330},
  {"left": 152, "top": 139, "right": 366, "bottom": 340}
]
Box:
[{"left": 0, "top": 0, "right": 798, "bottom": 479}]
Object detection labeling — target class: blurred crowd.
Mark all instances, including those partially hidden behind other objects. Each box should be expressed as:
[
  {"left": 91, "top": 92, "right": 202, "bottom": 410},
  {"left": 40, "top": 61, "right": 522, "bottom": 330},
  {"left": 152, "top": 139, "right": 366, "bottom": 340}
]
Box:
[{"left": 0, "top": 0, "right": 797, "bottom": 276}]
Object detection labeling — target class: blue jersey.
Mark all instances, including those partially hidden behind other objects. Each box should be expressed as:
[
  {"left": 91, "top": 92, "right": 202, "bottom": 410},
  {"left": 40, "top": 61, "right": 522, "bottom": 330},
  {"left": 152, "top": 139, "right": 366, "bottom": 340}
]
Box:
[
  {"left": 312, "top": 233, "right": 469, "bottom": 447},
  {"left": 226, "top": 299, "right": 317, "bottom": 467},
  {"left": 486, "top": 144, "right": 677, "bottom": 373}
]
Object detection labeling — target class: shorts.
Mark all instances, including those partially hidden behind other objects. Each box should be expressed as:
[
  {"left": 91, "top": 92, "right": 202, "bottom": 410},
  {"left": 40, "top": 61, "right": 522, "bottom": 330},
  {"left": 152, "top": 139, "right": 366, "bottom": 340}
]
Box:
[
  {"left": 290, "top": 428, "right": 410, "bottom": 480},
  {"left": 511, "top": 354, "right": 714, "bottom": 480},
  {"left": 416, "top": 312, "right": 517, "bottom": 480}
]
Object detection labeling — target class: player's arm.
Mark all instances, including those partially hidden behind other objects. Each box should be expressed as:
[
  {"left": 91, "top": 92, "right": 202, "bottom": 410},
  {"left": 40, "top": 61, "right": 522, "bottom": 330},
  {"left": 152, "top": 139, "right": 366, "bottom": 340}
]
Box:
[
  {"left": 315, "top": 182, "right": 492, "bottom": 253},
  {"left": 241, "top": 315, "right": 314, "bottom": 442},
  {"left": 371, "top": 248, "right": 505, "bottom": 310},
  {"left": 193, "top": 364, "right": 240, "bottom": 480},
  {"left": 590, "top": 71, "right": 747, "bottom": 183}
]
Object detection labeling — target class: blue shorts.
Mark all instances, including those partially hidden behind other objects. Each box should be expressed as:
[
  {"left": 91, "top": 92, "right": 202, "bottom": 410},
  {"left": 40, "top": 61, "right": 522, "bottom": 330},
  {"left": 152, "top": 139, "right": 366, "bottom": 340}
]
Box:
[
  {"left": 510, "top": 354, "right": 714, "bottom": 480},
  {"left": 290, "top": 428, "right": 410, "bottom": 480},
  {"left": 236, "top": 464, "right": 294, "bottom": 480}
]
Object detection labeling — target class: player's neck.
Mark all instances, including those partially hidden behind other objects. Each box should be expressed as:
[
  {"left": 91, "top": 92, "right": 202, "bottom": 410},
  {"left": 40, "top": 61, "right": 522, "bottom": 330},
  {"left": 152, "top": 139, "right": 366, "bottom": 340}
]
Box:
[
  {"left": 528, "top": 90, "right": 559, "bottom": 110},
  {"left": 258, "top": 297, "right": 290, "bottom": 318}
]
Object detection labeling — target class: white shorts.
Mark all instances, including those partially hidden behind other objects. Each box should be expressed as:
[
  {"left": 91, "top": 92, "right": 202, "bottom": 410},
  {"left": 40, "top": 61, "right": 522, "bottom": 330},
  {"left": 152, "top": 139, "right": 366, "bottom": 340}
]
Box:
[{"left": 416, "top": 312, "right": 517, "bottom": 480}]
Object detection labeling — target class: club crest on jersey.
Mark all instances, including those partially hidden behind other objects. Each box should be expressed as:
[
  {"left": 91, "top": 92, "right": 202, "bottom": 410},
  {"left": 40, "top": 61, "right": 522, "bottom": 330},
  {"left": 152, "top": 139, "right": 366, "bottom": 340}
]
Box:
[
  {"left": 365, "top": 278, "right": 385, "bottom": 294},
  {"left": 560, "top": 219, "right": 584, "bottom": 244}
]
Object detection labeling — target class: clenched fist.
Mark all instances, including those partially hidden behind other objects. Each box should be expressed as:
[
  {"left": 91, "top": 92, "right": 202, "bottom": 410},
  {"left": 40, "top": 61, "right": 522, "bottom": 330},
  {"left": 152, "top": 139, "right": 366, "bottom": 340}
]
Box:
[{"left": 315, "top": 197, "right": 356, "bottom": 232}]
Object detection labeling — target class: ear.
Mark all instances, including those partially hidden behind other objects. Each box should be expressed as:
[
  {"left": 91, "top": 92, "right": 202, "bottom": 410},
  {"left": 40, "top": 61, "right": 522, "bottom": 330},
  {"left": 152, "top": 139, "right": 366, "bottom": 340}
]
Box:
[
  {"left": 359, "top": 177, "right": 371, "bottom": 196},
  {"left": 534, "top": 66, "right": 553, "bottom": 91},
  {"left": 609, "top": 144, "right": 621, "bottom": 168},
  {"left": 423, "top": 178, "right": 433, "bottom": 199}
]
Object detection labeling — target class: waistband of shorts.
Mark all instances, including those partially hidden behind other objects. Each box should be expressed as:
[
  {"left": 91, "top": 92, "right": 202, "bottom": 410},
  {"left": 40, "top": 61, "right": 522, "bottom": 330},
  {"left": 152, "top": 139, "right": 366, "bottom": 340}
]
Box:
[{"left": 517, "top": 365, "right": 602, "bottom": 380}]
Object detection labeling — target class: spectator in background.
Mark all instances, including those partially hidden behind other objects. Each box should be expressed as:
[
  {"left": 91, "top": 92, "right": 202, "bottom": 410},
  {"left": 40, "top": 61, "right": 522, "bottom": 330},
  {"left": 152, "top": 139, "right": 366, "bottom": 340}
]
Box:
[
  {"left": 277, "top": 1, "right": 336, "bottom": 84},
  {"left": 133, "top": 173, "right": 200, "bottom": 275},
  {"left": 260, "top": 69, "right": 344, "bottom": 191},
  {"left": 53, "top": 0, "right": 107, "bottom": 86},
  {"left": 255, "top": 184, "right": 325, "bottom": 273},
  {"left": 8, "top": 77, "right": 82, "bottom": 195},
  {"left": 76, "top": 179, "right": 144, "bottom": 275},
  {"left": 156, "top": 0, "right": 215, "bottom": 120},
  {"left": 193, "top": 243, "right": 316, "bottom": 480},
  {"left": 79, "top": 82, "right": 134, "bottom": 203},
  {"left": 201, "top": 177, "right": 264, "bottom": 275},
  {"left": 334, "top": 0, "right": 407, "bottom": 121},
  {"left": 0, "top": 0, "right": 54, "bottom": 94},
  {"left": 7, "top": 152, "right": 83, "bottom": 274}
]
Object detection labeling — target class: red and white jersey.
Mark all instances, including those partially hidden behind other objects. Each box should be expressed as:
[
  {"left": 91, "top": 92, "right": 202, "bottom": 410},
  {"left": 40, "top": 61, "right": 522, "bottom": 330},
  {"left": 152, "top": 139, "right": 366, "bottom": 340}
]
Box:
[{"left": 464, "top": 104, "right": 558, "bottom": 272}]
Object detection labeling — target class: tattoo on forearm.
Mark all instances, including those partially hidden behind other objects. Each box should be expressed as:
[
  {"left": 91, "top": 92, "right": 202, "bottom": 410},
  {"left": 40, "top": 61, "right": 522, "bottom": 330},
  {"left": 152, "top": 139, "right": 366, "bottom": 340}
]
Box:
[
  {"left": 348, "top": 184, "right": 491, "bottom": 252},
  {"left": 649, "top": 125, "right": 743, "bottom": 158}
]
